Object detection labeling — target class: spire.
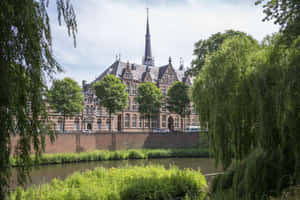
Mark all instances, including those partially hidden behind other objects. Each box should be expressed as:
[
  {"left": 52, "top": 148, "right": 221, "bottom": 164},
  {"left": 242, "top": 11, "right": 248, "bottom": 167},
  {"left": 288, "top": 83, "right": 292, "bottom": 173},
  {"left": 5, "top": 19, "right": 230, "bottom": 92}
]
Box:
[{"left": 143, "top": 8, "right": 154, "bottom": 66}]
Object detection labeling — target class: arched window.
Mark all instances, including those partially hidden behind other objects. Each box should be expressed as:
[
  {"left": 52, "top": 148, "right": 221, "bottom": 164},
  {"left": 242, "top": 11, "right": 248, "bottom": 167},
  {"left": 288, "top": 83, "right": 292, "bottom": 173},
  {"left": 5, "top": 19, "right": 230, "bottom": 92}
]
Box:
[
  {"left": 74, "top": 118, "right": 80, "bottom": 130},
  {"left": 86, "top": 106, "right": 89, "bottom": 114},
  {"left": 58, "top": 118, "right": 63, "bottom": 131},
  {"left": 125, "top": 114, "right": 130, "bottom": 128},
  {"left": 98, "top": 107, "right": 102, "bottom": 116},
  {"left": 97, "top": 119, "right": 101, "bottom": 130},
  {"left": 132, "top": 114, "right": 137, "bottom": 128}
]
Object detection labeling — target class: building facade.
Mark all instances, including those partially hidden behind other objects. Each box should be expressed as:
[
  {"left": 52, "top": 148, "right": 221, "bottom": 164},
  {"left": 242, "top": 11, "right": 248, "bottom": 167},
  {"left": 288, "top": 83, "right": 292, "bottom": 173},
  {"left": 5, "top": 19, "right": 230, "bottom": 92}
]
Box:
[{"left": 52, "top": 10, "right": 199, "bottom": 132}]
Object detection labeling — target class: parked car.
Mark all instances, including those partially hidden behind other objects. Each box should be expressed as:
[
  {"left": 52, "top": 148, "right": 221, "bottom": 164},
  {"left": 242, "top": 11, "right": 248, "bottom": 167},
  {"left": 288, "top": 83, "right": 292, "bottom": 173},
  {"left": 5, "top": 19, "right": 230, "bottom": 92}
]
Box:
[
  {"left": 153, "top": 128, "right": 170, "bottom": 133},
  {"left": 185, "top": 126, "right": 201, "bottom": 132}
]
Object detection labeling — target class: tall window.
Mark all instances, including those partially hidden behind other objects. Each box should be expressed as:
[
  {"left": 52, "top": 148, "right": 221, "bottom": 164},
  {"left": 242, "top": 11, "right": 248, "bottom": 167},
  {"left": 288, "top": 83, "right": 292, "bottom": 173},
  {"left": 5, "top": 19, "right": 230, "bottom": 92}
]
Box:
[
  {"left": 98, "top": 107, "right": 102, "bottom": 116},
  {"left": 192, "top": 104, "right": 196, "bottom": 114},
  {"left": 126, "top": 72, "right": 131, "bottom": 79},
  {"left": 152, "top": 117, "right": 157, "bottom": 128},
  {"left": 133, "top": 100, "right": 137, "bottom": 111},
  {"left": 127, "top": 98, "right": 131, "bottom": 111},
  {"left": 132, "top": 114, "right": 137, "bottom": 128},
  {"left": 58, "top": 118, "right": 63, "bottom": 131},
  {"left": 192, "top": 118, "right": 197, "bottom": 126},
  {"left": 162, "top": 116, "right": 166, "bottom": 128},
  {"left": 106, "top": 119, "right": 110, "bottom": 130},
  {"left": 74, "top": 118, "right": 80, "bottom": 130},
  {"left": 126, "top": 84, "right": 130, "bottom": 94},
  {"left": 97, "top": 119, "right": 101, "bottom": 130},
  {"left": 125, "top": 114, "right": 130, "bottom": 128},
  {"left": 175, "top": 117, "right": 179, "bottom": 128},
  {"left": 133, "top": 84, "right": 137, "bottom": 95},
  {"left": 186, "top": 117, "right": 190, "bottom": 127},
  {"left": 86, "top": 106, "right": 89, "bottom": 114},
  {"left": 145, "top": 117, "right": 150, "bottom": 128},
  {"left": 168, "top": 74, "right": 173, "bottom": 84},
  {"left": 139, "top": 116, "right": 143, "bottom": 128},
  {"left": 90, "top": 106, "right": 94, "bottom": 114},
  {"left": 162, "top": 103, "right": 166, "bottom": 112},
  {"left": 162, "top": 87, "right": 166, "bottom": 96}
]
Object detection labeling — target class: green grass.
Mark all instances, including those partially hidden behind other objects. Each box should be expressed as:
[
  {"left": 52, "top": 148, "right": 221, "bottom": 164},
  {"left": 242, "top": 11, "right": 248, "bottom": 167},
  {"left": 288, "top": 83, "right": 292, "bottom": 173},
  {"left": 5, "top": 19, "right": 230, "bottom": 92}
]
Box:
[
  {"left": 10, "top": 148, "right": 210, "bottom": 166},
  {"left": 10, "top": 165, "right": 209, "bottom": 200}
]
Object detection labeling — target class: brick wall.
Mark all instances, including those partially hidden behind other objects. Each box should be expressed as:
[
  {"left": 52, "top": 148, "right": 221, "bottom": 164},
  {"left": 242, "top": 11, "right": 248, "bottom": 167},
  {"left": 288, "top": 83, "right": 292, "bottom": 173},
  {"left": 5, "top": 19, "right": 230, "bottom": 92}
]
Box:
[{"left": 11, "top": 132, "right": 201, "bottom": 154}]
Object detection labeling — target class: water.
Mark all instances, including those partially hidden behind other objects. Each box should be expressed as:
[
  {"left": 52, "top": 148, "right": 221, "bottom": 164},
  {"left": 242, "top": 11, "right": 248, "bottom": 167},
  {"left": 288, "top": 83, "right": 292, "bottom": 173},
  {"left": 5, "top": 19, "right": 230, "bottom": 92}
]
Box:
[{"left": 11, "top": 158, "right": 222, "bottom": 189}]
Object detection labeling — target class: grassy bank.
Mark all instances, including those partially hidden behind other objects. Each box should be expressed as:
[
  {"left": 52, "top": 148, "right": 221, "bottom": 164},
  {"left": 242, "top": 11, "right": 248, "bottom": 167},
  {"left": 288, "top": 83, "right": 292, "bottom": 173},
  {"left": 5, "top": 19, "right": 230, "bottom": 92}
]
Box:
[
  {"left": 11, "top": 148, "right": 210, "bottom": 166},
  {"left": 10, "top": 165, "right": 209, "bottom": 200}
]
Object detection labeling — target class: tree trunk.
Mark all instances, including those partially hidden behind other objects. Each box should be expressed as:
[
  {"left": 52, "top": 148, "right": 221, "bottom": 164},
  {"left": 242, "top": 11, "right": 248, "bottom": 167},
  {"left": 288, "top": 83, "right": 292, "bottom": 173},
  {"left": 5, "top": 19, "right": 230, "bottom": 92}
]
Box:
[
  {"left": 63, "top": 112, "right": 65, "bottom": 133},
  {"left": 109, "top": 111, "right": 111, "bottom": 132}
]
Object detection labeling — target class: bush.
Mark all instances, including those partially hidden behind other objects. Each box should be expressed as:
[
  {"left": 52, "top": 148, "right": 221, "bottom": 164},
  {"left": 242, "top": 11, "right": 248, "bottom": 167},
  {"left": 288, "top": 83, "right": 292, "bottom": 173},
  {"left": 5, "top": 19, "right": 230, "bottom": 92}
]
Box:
[{"left": 9, "top": 165, "right": 208, "bottom": 200}]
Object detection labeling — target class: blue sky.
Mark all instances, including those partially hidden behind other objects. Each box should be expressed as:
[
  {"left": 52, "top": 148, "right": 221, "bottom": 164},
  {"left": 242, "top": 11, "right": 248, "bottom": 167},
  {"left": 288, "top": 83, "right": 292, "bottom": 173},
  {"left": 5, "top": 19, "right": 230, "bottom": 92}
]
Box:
[{"left": 48, "top": 0, "right": 279, "bottom": 86}]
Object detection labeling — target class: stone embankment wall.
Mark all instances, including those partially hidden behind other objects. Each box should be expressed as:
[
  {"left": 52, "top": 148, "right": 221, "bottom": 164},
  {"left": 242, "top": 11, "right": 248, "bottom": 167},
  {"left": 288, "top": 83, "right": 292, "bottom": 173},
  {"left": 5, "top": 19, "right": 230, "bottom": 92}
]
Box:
[{"left": 11, "top": 132, "right": 201, "bottom": 154}]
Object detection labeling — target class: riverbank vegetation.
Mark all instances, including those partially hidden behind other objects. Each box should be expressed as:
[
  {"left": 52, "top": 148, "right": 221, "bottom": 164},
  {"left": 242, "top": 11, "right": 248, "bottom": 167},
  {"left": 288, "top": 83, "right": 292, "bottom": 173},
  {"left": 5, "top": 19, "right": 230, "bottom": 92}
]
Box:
[
  {"left": 191, "top": 0, "right": 300, "bottom": 198},
  {"left": 10, "top": 165, "right": 208, "bottom": 200},
  {"left": 10, "top": 148, "right": 210, "bottom": 166}
]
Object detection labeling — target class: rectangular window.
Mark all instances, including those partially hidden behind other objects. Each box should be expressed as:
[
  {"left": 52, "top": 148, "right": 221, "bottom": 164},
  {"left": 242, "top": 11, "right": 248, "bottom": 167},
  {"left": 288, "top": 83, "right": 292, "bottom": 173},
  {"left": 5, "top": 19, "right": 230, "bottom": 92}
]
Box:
[
  {"left": 152, "top": 118, "right": 157, "bottom": 128},
  {"left": 132, "top": 115, "right": 137, "bottom": 128},
  {"left": 145, "top": 117, "right": 150, "bottom": 128},
  {"left": 162, "top": 103, "right": 166, "bottom": 112},
  {"left": 162, "top": 116, "right": 166, "bottom": 128}
]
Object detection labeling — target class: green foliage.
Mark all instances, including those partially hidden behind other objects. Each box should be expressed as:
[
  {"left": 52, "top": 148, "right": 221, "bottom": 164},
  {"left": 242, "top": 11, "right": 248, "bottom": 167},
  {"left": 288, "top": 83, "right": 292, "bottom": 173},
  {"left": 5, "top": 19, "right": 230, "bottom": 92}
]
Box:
[
  {"left": 255, "top": 0, "right": 300, "bottom": 43},
  {"left": 135, "top": 82, "right": 162, "bottom": 125},
  {"left": 47, "top": 78, "right": 84, "bottom": 132},
  {"left": 192, "top": 31, "right": 300, "bottom": 199},
  {"left": 167, "top": 81, "right": 191, "bottom": 130},
  {"left": 188, "top": 30, "right": 255, "bottom": 75},
  {"left": 10, "top": 148, "right": 210, "bottom": 166},
  {"left": 9, "top": 165, "right": 208, "bottom": 200},
  {"left": 0, "top": 0, "right": 76, "bottom": 198},
  {"left": 93, "top": 74, "right": 128, "bottom": 131},
  {"left": 192, "top": 35, "right": 260, "bottom": 169}
]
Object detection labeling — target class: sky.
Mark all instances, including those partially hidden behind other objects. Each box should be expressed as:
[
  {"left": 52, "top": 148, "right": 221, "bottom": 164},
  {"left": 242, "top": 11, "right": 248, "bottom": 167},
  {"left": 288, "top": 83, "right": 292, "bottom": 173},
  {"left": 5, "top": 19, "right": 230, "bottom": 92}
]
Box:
[{"left": 48, "top": 0, "right": 279, "bottom": 86}]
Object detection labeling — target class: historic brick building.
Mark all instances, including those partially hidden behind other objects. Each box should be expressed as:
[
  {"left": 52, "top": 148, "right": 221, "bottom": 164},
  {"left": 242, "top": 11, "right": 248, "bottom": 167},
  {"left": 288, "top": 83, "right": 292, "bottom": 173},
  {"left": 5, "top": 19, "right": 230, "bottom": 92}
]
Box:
[{"left": 52, "top": 10, "right": 199, "bottom": 132}]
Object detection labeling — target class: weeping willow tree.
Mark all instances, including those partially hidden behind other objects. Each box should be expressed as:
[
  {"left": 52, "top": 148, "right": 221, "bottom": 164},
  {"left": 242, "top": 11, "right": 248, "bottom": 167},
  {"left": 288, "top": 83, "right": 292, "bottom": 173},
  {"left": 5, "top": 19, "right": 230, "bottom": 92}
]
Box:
[
  {"left": 192, "top": 34, "right": 260, "bottom": 169},
  {"left": 192, "top": 32, "right": 300, "bottom": 199},
  {"left": 0, "top": 0, "right": 77, "bottom": 198}
]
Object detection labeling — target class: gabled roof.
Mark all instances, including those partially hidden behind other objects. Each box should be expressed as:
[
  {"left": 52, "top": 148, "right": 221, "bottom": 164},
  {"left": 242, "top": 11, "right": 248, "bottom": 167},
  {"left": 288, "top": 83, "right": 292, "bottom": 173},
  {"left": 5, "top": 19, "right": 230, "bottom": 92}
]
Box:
[{"left": 90, "top": 60, "right": 189, "bottom": 86}]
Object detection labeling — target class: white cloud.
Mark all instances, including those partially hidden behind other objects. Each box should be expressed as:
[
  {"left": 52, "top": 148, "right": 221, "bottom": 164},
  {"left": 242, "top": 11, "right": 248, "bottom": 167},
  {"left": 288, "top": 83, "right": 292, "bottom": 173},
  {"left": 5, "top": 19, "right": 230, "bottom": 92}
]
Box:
[{"left": 49, "top": 0, "right": 279, "bottom": 85}]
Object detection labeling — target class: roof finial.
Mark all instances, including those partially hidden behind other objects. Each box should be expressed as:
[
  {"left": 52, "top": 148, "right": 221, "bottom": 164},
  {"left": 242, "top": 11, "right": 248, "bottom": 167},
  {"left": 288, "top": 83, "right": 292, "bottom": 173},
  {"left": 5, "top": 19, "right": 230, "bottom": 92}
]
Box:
[{"left": 169, "top": 56, "right": 172, "bottom": 64}]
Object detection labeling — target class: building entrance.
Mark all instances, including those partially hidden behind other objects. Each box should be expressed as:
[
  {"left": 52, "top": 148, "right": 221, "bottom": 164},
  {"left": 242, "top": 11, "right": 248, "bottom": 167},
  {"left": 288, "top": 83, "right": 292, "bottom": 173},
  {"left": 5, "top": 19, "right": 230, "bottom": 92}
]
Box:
[{"left": 168, "top": 117, "right": 174, "bottom": 131}]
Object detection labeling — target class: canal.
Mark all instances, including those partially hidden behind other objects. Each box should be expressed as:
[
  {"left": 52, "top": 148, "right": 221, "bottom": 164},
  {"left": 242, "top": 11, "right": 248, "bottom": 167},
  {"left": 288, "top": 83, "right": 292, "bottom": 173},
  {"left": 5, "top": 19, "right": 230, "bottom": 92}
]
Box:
[{"left": 11, "top": 158, "right": 222, "bottom": 189}]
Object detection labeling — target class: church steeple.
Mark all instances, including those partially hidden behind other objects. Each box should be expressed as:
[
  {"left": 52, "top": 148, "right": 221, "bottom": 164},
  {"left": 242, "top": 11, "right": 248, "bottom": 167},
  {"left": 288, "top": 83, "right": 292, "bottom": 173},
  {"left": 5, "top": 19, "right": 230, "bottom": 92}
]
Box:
[{"left": 143, "top": 8, "right": 154, "bottom": 66}]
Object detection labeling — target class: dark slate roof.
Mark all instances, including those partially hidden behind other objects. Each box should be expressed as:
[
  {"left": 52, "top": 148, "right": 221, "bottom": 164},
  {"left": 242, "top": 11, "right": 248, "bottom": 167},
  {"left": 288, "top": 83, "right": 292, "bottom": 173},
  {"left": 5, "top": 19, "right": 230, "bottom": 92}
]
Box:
[{"left": 90, "top": 60, "right": 188, "bottom": 85}]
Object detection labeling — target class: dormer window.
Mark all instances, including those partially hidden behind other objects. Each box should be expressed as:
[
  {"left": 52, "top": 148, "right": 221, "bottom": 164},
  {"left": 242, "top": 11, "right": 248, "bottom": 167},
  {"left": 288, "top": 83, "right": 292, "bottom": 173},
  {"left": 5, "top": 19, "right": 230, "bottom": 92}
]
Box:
[{"left": 168, "top": 74, "right": 173, "bottom": 84}]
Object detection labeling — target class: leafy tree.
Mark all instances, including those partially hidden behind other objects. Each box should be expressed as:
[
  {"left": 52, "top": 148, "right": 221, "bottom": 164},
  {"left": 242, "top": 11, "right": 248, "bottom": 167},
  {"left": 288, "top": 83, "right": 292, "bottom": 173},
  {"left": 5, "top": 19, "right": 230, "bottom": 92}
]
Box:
[
  {"left": 0, "top": 0, "right": 76, "bottom": 198},
  {"left": 135, "top": 82, "right": 162, "bottom": 129},
  {"left": 256, "top": 0, "right": 300, "bottom": 43},
  {"left": 93, "top": 75, "right": 128, "bottom": 131},
  {"left": 192, "top": 35, "right": 260, "bottom": 169},
  {"left": 187, "top": 30, "right": 255, "bottom": 76},
  {"left": 47, "top": 78, "right": 84, "bottom": 133},
  {"left": 167, "top": 81, "right": 190, "bottom": 131}
]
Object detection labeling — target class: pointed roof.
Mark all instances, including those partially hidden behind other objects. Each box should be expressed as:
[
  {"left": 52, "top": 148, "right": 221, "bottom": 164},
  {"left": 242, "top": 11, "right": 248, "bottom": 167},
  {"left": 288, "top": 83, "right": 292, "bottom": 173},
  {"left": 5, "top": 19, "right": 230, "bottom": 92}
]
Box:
[{"left": 143, "top": 8, "right": 154, "bottom": 66}]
